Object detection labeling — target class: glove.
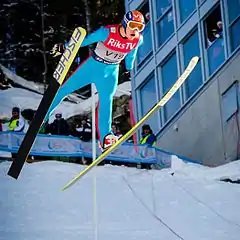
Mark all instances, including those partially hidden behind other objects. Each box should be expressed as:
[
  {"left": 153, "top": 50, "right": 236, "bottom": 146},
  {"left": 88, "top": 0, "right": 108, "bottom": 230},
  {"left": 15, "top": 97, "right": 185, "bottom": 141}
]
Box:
[
  {"left": 122, "top": 71, "right": 131, "bottom": 79},
  {"left": 50, "top": 43, "right": 65, "bottom": 57}
]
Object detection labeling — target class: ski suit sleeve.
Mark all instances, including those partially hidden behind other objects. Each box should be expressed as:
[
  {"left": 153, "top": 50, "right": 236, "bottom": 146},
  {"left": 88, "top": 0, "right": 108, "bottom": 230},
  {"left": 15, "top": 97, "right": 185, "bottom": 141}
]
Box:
[
  {"left": 64, "top": 26, "right": 109, "bottom": 48},
  {"left": 125, "top": 35, "right": 143, "bottom": 71}
]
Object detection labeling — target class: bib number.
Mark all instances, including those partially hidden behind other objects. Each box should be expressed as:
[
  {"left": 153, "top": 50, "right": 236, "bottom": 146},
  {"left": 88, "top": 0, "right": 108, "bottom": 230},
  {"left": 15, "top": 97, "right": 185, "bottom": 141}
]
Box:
[{"left": 106, "top": 50, "right": 124, "bottom": 60}]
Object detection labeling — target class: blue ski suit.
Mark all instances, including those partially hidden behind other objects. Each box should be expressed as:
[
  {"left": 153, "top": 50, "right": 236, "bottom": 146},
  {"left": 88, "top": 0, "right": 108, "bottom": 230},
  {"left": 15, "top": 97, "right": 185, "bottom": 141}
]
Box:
[{"left": 46, "top": 25, "right": 143, "bottom": 143}]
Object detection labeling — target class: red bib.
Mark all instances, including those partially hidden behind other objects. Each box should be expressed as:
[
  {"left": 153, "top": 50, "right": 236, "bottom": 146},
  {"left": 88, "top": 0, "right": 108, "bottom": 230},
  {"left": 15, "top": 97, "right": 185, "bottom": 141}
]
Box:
[{"left": 103, "top": 25, "right": 140, "bottom": 53}]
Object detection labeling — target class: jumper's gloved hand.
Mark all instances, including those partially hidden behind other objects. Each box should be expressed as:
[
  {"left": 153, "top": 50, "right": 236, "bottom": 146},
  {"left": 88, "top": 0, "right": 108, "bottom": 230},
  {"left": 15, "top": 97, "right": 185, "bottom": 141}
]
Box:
[
  {"left": 122, "top": 71, "right": 131, "bottom": 79},
  {"left": 50, "top": 43, "right": 65, "bottom": 57}
]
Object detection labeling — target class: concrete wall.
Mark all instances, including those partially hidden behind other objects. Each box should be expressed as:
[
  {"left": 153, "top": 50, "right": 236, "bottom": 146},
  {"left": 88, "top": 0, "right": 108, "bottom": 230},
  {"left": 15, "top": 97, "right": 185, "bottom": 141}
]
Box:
[{"left": 157, "top": 50, "right": 240, "bottom": 166}]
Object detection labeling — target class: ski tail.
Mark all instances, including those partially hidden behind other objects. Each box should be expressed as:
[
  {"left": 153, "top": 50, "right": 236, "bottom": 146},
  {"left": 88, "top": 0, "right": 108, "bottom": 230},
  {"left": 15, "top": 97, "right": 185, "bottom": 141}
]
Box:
[
  {"left": 61, "top": 56, "right": 200, "bottom": 191},
  {"left": 7, "top": 27, "right": 86, "bottom": 180}
]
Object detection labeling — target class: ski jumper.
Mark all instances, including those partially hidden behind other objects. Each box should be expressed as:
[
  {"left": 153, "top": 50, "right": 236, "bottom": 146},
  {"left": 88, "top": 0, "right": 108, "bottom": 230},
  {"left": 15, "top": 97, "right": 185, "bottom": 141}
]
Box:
[{"left": 45, "top": 25, "right": 143, "bottom": 143}]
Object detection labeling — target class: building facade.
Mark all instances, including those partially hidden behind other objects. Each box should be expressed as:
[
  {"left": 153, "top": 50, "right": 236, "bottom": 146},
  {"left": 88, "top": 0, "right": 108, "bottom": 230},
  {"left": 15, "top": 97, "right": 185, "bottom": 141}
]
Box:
[{"left": 124, "top": 0, "right": 240, "bottom": 166}]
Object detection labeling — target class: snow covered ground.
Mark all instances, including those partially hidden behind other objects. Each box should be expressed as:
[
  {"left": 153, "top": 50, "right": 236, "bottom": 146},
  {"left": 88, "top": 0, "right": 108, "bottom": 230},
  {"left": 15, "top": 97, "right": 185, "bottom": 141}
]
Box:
[{"left": 0, "top": 158, "right": 240, "bottom": 240}]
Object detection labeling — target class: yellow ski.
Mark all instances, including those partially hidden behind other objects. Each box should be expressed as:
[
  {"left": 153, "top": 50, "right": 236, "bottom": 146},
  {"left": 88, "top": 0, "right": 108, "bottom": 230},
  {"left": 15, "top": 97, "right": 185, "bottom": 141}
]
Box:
[{"left": 62, "top": 56, "right": 199, "bottom": 191}]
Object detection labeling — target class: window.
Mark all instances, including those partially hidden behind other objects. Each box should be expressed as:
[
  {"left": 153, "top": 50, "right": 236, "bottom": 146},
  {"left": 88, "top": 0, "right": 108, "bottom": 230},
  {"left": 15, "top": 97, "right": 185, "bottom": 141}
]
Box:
[
  {"left": 136, "top": 23, "right": 152, "bottom": 67},
  {"left": 156, "top": 0, "right": 172, "bottom": 18},
  {"left": 157, "top": 11, "right": 174, "bottom": 47},
  {"left": 207, "top": 37, "right": 225, "bottom": 75},
  {"left": 136, "top": 1, "right": 152, "bottom": 68},
  {"left": 221, "top": 82, "right": 238, "bottom": 122},
  {"left": 230, "top": 20, "right": 240, "bottom": 51},
  {"left": 182, "top": 30, "right": 202, "bottom": 98},
  {"left": 204, "top": 6, "right": 223, "bottom": 47},
  {"left": 161, "top": 53, "right": 181, "bottom": 122},
  {"left": 227, "top": 0, "right": 240, "bottom": 24},
  {"left": 179, "top": 0, "right": 196, "bottom": 23},
  {"left": 227, "top": 0, "right": 240, "bottom": 52},
  {"left": 204, "top": 5, "right": 225, "bottom": 75},
  {"left": 139, "top": 74, "right": 160, "bottom": 133},
  {"left": 156, "top": 0, "right": 174, "bottom": 47}
]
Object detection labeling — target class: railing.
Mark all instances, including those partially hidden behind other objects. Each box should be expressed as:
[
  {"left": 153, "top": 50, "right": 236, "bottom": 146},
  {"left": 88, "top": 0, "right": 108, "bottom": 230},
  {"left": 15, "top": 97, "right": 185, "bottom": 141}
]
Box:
[
  {"left": 0, "top": 131, "right": 198, "bottom": 168},
  {"left": 0, "top": 132, "right": 199, "bottom": 167}
]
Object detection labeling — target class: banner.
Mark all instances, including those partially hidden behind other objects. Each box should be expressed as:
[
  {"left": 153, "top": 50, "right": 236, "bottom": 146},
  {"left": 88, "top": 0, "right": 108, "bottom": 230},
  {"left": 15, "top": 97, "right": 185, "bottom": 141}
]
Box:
[{"left": 0, "top": 132, "right": 165, "bottom": 164}]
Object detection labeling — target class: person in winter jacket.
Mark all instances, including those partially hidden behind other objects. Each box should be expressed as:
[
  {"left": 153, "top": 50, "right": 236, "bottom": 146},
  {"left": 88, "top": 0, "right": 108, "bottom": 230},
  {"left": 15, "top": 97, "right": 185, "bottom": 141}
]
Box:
[
  {"left": 111, "top": 123, "right": 122, "bottom": 138},
  {"left": 49, "top": 113, "right": 70, "bottom": 136},
  {"left": 139, "top": 124, "right": 156, "bottom": 146},
  {"left": 75, "top": 118, "right": 92, "bottom": 141},
  {"left": 8, "top": 107, "right": 25, "bottom": 132}
]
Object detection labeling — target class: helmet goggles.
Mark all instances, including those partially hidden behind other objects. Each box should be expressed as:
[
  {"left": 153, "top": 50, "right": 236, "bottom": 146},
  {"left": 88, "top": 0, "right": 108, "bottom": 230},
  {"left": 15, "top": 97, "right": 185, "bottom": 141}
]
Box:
[{"left": 127, "top": 20, "right": 145, "bottom": 32}]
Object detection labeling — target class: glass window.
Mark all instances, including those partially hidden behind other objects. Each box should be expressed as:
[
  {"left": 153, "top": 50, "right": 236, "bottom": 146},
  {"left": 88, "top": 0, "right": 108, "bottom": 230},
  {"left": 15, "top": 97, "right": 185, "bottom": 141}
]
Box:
[
  {"left": 139, "top": 74, "right": 160, "bottom": 133},
  {"left": 222, "top": 83, "right": 238, "bottom": 122},
  {"left": 157, "top": 10, "right": 174, "bottom": 47},
  {"left": 136, "top": 23, "right": 152, "bottom": 66},
  {"left": 227, "top": 0, "right": 240, "bottom": 24},
  {"left": 179, "top": 0, "right": 196, "bottom": 23},
  {"left": 207, "top": 38, "right": 225, "bottom": 75},
  {"left": 156, "top": 0, "right": 172, "bottom": 18},
  {"left": 204, "top": 5, "right": 223, "bottom": 48},
  {"left": 204, "top": 5, "right": 225, "bottom": 74},
  {"left": 226, "top": 0, "right": 240, "bottom": 52},
  {"left": 230, "top": 18, "right": 240, "bottom": 51},
  {"left": 161, "top": 53, "right": 181, "bottom": 121},
  {"left": 183, "top": 30, "right": 202, "bottom": 98},
  {"left": 135, "top": 1, "right": 152, "bottom": 68}
]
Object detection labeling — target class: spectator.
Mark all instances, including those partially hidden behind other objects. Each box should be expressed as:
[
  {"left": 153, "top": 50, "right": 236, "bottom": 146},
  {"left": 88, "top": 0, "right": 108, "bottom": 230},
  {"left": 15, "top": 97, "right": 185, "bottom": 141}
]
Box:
[
  {"left": 49, "top": 113, "right": 69, "bottom": 136},
  {"left": 75, "top": 118, "right": 92, "bottom": 141},
  {"left": 217, "top": 21, "right": 223, "bottom": 35},
  {"left": 211, "top": 21, "right": 223, "bottom": 43},
  {"left": 112, "top": 123, "right": 122, "bottom": 138},
  {"left": 138, "top": 124, "right": 156, "bottom": 170},
  {"left": 5, "top": 107, "right": 25, "bottom": 161},
  {"left": 8, "top": 107, "right": 25, "bottom": 132},
  {"left": 139, "top": 124, "right": 156, "bottom": 146}
]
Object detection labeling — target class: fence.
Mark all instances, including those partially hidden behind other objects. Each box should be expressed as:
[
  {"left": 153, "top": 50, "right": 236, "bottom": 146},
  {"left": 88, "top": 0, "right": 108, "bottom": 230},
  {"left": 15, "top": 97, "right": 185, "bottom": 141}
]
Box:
[{"left": 0, "top": 132, "right": 197, "bottom": 167}]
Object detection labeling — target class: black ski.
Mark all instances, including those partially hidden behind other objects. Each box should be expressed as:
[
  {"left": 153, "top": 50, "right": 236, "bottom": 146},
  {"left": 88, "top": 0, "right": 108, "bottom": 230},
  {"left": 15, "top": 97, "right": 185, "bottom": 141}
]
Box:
[{"left": 7, "top": 27, "right": 86, "bottom": 179}]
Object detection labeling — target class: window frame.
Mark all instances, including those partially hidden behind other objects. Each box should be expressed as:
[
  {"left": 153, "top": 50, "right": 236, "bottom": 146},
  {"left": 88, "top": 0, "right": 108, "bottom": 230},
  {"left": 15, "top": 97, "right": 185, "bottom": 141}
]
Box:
[
  {"left": 138, "top": 72, "right": 161, "bottom": 133},
  {"left": 135, "top": 21, "right": 153, "bottom": 69},
  {"left": 134, "top": 1, "right": 153, "bottom": 72},
  {"left": 159, "top": 51, "right": 181, "bottom": 123},
  {"left": 221, "top": 81, "right": 239, "bottom": 122},
  {"left": 180, "top": 27, "right": 203, "bottom": 100},
  {"left": 175, "top": 0, "right": 197, "bottom": 26},
  {"left": 155, "top": 1, "right": 175, "bottom": 49},
  {"left": 201, "top": 2, "right": 226, "bottom": 77}
]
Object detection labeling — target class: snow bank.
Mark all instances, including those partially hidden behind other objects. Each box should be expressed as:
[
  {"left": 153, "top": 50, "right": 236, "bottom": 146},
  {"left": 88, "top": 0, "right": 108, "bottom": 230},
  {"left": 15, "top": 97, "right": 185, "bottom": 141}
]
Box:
[{"left": 170, "top": 155, "right": 240, "bottom": 182}]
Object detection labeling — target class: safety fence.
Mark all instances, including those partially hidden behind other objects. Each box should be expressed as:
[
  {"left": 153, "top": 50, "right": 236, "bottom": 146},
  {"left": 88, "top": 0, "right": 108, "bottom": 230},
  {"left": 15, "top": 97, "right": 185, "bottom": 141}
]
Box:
[{"left": 0, "top": 132, "right": 197, "bottom": 167}]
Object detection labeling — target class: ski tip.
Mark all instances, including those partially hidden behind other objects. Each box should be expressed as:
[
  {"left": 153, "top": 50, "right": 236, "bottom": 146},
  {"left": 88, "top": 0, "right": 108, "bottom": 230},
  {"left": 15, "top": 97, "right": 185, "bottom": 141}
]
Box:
[
  {"left": 192, "top": 56, "right": 200, "bottom": 62},
  {"left": 61, "top": 186, "right": 68, "bottom": 191},
  {"left": 78, "top": 27, "right": 87, "bottom": 36}
]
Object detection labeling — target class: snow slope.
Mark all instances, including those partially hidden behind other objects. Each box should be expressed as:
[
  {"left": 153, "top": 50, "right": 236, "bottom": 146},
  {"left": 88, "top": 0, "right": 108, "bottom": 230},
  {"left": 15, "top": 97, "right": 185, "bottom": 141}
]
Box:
[{"left": 0, "top": 159, "right": 240, "bottom": 240}]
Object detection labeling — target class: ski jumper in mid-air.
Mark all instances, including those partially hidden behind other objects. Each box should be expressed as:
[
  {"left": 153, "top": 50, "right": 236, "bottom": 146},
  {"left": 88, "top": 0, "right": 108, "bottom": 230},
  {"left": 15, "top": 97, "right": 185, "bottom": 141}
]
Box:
[{"left": 48, "top": 10, "right": 145, "bottom": 151}]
